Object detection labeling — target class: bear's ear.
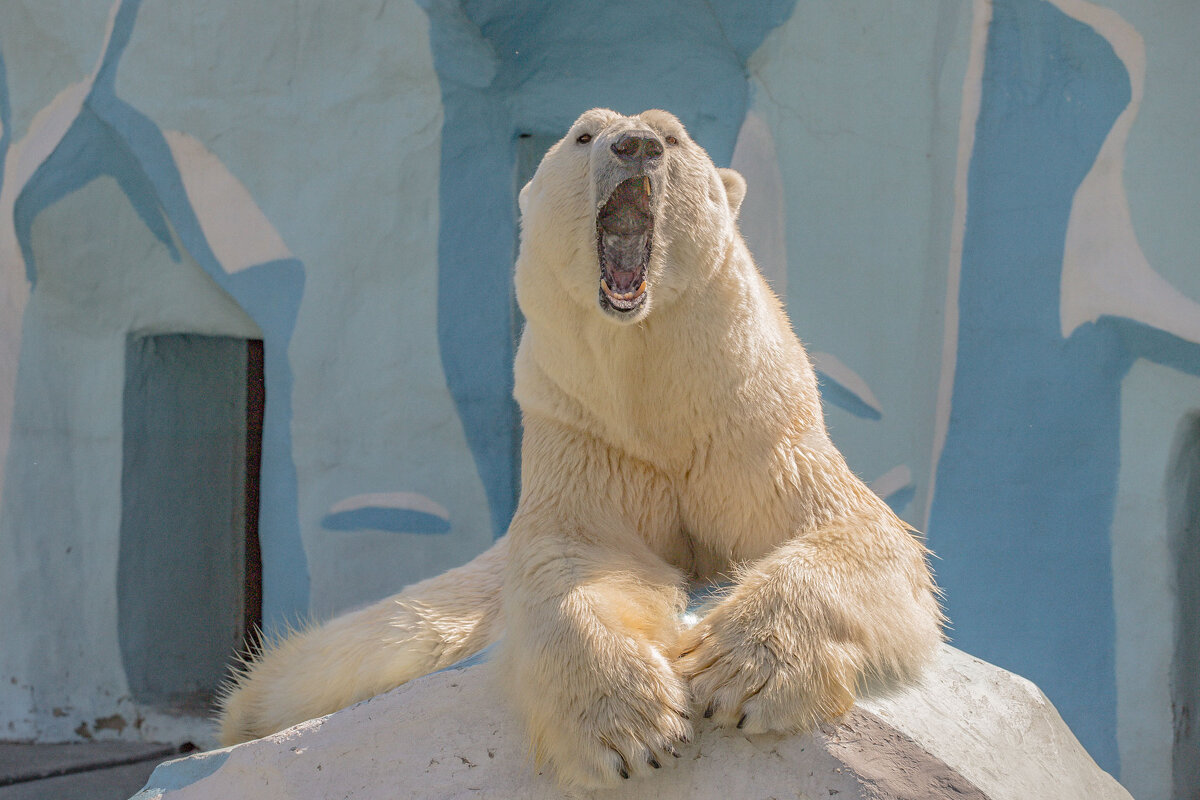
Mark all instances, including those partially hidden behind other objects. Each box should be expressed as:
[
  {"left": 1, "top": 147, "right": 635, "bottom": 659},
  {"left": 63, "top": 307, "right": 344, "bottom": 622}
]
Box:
[{"left": 718, "top": 168, "right": 747, "bottom": 218}]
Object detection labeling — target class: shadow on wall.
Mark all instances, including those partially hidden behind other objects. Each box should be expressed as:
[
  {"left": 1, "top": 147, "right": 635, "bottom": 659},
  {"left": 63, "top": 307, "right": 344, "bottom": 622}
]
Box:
[{"left": 418, "top": 0, "right": 797, "bottom": 538}]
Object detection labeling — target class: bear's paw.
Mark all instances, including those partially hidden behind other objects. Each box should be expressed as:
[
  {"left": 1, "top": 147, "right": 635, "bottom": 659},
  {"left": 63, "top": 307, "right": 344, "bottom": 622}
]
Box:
[
  {"left": 517, "top": 640, "right": 693, "bottom": 788},
  {"left": 675, "top": 596, "right": 858, "bottom": 735}
]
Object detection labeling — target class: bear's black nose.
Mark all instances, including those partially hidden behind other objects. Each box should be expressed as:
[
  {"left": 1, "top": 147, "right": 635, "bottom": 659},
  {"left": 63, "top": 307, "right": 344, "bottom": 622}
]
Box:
[{"left": 611, "top": 132, "right": 664, "bottom": 163}]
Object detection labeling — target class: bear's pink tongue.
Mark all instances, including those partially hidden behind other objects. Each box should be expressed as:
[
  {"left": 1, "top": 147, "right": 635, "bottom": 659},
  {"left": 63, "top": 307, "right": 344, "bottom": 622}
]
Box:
[{"left": 600, "top": 231, "right": 646, "bottom": 291}]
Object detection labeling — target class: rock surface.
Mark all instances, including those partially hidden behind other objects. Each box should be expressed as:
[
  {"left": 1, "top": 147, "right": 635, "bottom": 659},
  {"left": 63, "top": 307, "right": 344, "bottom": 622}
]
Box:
[{"left": 133, "top": 646, "right": 1131, "bottom": 800}]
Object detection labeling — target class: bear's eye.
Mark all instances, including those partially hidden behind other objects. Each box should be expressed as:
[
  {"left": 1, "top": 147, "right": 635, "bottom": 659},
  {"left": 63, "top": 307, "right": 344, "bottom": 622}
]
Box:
[
  {"left": 576, "top": 133, "right": 592, "bottom": 144},
  {"left": 665, "top": 135, "right": 679, "bottom": 146}
]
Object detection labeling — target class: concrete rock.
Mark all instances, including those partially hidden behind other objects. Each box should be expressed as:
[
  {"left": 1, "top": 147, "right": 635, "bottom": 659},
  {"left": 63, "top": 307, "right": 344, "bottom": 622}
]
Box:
[{"left": 133, "top": 646, "right": 1131, "bottom": 800}]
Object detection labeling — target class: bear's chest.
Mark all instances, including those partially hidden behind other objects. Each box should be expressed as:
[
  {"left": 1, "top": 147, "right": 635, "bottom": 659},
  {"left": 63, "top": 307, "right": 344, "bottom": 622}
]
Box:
[{"left": 668, "top": 428, "right": 815, "bottom": 567}]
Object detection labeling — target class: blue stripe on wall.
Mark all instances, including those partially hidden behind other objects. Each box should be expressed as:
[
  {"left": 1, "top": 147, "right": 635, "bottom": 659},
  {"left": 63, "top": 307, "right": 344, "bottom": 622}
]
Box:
[
  {"left": 321, "top": 507, "right": 452, "bottom": 535},
  {"left": 928, "top": 0, "right": 1131, "bottom": 771}
]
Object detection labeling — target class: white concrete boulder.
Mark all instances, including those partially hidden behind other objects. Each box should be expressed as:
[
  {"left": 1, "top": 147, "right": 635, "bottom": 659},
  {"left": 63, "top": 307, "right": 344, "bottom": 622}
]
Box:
[{"left": 133, "top": 646, "right": 1131, "bottom": 800}]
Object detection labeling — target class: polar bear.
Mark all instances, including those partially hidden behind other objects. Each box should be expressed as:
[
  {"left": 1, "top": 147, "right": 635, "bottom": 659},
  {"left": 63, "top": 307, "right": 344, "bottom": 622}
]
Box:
[{"left": 218, "top": 108, "right": 943, "bottom": 789}]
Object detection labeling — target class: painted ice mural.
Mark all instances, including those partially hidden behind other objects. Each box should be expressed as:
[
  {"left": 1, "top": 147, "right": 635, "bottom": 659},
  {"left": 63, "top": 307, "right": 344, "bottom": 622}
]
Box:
[
  {"left": 0, "top": 0, "right": 487, "bottom": 740},
  {"left": 0, "top": 2, "right": 1193, "bottom": 787},
  {"left": 0, "top": 0, "right": 309, "bottom": 741},
  {"left": 7, "top": 0, "right": 309, "bottom": 630},
  {"left": 928, "top": 0, "right": 1200, "bottom": 773}
]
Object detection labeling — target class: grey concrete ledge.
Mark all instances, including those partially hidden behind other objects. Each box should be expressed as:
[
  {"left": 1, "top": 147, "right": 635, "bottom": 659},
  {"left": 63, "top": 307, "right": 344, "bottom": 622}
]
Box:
[{"left": 133, "top": 646, "right": 1131, "bottom": 800}]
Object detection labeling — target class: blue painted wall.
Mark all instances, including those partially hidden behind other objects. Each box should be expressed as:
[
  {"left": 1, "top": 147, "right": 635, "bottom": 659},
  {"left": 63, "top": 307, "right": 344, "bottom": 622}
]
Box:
[
  {"left": 929, "top": 0, "right": 1200, "bottom": 773},
  {"left": 929, "top": 0, "right": 1131, "bottom": 768},
  {"left": 0, "top": 2, "right": 1197, "bottom": 794}
]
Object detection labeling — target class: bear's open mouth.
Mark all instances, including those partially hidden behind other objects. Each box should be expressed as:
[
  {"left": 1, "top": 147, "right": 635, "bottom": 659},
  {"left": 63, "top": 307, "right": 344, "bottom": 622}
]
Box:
[{"left": 596, "top": 175, "right": 653, "bottom": 313}]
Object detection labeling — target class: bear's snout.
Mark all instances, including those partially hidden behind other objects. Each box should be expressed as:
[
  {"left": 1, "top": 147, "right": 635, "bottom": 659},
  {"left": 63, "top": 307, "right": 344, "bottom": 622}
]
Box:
[{"left": 611, "top": 132, "right": 664, "bottom": 165}]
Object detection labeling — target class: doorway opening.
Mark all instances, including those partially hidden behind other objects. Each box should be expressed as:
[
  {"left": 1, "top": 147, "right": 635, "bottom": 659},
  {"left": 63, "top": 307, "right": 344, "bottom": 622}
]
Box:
[
  {"left": 1170, "top": 412, "right": 1200, "bottom": 799},
  {"left": 118, "top": 334, "right": 263, "bottom": 714}
]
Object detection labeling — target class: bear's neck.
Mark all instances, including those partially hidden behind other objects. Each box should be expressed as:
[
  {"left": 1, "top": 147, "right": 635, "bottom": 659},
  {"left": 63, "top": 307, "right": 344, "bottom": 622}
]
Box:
[{"left": 515, "top": 242, "right": 819, "bottom": 467}]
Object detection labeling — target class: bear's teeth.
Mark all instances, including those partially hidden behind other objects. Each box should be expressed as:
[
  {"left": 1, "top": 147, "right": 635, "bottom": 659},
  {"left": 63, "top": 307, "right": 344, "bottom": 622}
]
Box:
[{"left": 600, "top": 279, "right": 648, "bottom": 303}]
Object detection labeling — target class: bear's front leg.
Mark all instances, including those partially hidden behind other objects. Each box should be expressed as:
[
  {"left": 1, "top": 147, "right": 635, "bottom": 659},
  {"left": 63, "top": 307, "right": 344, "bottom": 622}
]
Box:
[
  {"left": 499, "top": 513, "right": 693, "bottom": 789},
  {"left": 676, "top": 508, "right": 942, "bottom": 735}
]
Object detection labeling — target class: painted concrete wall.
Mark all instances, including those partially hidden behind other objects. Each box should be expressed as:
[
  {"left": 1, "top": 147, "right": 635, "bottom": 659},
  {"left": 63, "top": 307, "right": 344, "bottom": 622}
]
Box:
[{"left": 0, "top": 1, "right": 1196, "bottom": 797}]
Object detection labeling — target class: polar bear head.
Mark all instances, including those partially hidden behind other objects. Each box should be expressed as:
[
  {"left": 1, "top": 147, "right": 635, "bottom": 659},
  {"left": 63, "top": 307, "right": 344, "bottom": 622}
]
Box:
[{"left": 516, "top": 109, "right": 747, "bottom": 325}]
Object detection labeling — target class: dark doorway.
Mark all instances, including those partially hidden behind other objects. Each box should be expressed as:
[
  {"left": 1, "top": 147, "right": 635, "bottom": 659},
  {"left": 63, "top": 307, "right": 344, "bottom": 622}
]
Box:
[{"left": 118, "top": 334, "right": 263, "bottom": 713}]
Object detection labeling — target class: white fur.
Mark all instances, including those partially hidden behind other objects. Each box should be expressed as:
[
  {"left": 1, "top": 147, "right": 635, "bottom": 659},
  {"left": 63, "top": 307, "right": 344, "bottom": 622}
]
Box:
[
  {"left": 218, "top": 110, "right": 943, "bottom": 790},
  {"left": 217, "top": 537, "right": 507, "bottom": 745}
]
